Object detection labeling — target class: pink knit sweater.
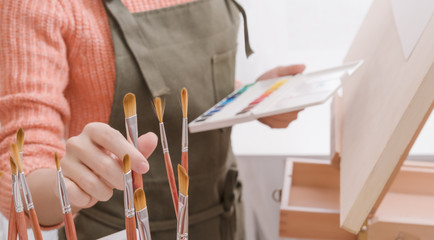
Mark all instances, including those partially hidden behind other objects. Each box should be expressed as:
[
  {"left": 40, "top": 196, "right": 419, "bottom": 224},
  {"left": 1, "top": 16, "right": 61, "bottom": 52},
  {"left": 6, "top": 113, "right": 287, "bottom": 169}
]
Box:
[{"left": 0, "top": 0, "right": 193, "bottom": 225}]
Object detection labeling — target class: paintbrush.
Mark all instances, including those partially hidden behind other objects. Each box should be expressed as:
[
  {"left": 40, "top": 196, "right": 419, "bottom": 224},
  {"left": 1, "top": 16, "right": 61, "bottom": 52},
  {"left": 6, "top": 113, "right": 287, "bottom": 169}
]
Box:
[
  {"left": 153, "top": 97, "right": 179, "bottom": 216},
  {"left": 11, "top": 143, "right": 42, "bottom": 240},
  {"left": 123, "top": 93, "right": 143, "bottom": 190},
  {"left": 123, "top": 154, "right": 137, "bottom": 240},
  {"left": 55, "top": 153, "right": 77, "bottom": 240},
  {"left": 181, "top": 88, "right": 189, "bottom": 173},
  {"left": 7, "top": 196, "right": 17, "bottom": 240},
  {"left": 6, "top": 162, "right": 17, "bottom": 240},
  {"left": 14, "top": 128, "right": 24, "bottom": 240},
  {"left": 9, "top": 156, "right": 27, "bottom": 240},
  {"left": 177, "top": 165, "right": 189, "bottom": 240},
  {"left": 7, "top": 159, "right": 17, "bottom": 240},
  {"left": 134, "top": 189, "right": 151, "bottom": 240},
  {"left": 17, "top": 128, "right": 24, "bottom": 162}
]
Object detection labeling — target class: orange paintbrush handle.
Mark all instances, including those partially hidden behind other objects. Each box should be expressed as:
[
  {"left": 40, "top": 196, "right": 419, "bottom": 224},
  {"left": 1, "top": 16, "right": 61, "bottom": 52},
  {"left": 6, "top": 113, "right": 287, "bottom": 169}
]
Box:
[
  {"left": 164, "top": 153, "right": 178, "bottom": 216},
  {"left": 29, "top": 209, "right": 42, "bottom": 240},
  {"left": 132, "top": 171, "right": 143, "bottom": 191},
  {"left": 181, "top": 152, "right": 188, "bottom": 173},
  {"left": 125, "top": 216, "right": 137, "bottom": 240},
  {"left": 8, "top": 197, "right": 17, "bottom": 240},
  {"left": 64, "top": 212, "right": 77, "bottom": 240},
  {"left": 15, "top": 211, "right": 28, "bottom": 240}
]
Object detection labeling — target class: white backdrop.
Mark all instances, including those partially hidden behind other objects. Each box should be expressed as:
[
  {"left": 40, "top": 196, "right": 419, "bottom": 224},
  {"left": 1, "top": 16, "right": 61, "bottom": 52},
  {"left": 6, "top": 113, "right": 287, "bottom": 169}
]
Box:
[
  {"left": 232, "top": 0, "right": 434, "bottom": 239},
  {"left": 2, "top": 0, "right": 434, "bottom": 239},
  {"left": 232, "top": 0, "right": 434, "bottom": 157}
]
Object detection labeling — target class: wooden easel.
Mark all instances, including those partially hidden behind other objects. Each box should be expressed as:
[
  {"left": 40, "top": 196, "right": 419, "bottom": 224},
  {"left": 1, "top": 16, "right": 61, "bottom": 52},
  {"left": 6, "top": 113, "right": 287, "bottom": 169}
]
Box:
[
  {"left": 339, "top": 0, "right": 434, "bottom": 235},
  {"left": 279, "top": 0, "right": 434, "bottom": 238}
]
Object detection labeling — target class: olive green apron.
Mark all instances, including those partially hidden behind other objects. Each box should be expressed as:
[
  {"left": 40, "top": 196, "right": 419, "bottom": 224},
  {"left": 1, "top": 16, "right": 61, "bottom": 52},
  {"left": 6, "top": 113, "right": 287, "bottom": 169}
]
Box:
[{"left": 58, "top": 0, "right": 252, "bottom": 239}]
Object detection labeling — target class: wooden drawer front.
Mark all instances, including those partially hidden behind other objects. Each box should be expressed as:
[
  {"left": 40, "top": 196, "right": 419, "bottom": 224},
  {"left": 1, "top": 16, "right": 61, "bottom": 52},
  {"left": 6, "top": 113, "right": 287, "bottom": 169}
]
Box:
[
  {"left": 368, "top": 161, "right": 434, "bottom": 240},
  {"left": 279, "top": 158, "right": 356, "bottom": 240}
]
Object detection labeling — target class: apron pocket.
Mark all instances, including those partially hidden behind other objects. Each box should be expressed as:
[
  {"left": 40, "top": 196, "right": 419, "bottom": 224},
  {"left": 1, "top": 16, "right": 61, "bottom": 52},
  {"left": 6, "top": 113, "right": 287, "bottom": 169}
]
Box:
[{"left": 211, "top": 47, "right": 237, "bottom": 103}]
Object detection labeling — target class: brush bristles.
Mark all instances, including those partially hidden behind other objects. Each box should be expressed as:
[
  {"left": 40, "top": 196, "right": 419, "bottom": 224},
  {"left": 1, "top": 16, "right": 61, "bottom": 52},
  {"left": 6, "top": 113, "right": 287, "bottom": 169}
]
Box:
[
  {"left": 123, "top": 154, "right": 131, "bottom": 174},
  {"left": 153, "top": 97, "right": 164, "bottom": 123},
  {"left": 123, "top": 93, "right": 137, "bottom": 118},
  {"left": 181, "top": 88, "right": 188, "bottom": 119},
  {"left": 178, "top": 164, "right": 189, "bottom": 196},
  {"left": 9, "top": 156, "right": 17, "bottom": 175},
  {"left": 10, "top": 143, "right": 22, "bottom": 172},
  {"left": 17, "top": 128, "right": 24, "bottom": 152},
  {"left": 134, "top": 188, "right": 147, "bottom": 211},
  {"left": 54, "top": 153, "right": 61, "bottom": 171}
]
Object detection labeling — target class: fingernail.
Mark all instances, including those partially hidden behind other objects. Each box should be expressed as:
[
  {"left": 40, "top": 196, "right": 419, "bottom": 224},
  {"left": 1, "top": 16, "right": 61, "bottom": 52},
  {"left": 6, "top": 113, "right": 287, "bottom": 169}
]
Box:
[
  {"left": 87, "top": 196, "right": 93, "bottom": 205},
  {"left": 139, "top": 161, "right": 149, "bottom": 173}
]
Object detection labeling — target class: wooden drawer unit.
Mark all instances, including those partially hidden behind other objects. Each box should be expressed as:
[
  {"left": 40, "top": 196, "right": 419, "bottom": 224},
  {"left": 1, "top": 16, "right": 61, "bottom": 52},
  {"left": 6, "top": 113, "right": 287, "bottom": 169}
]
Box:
[
  {"left": 279, "top": 158, "right": 356, "bottom": 239},
  {"left": 279, "top": 159, "right": 434, "bottom": 240},
  {"left": 367, "top": 161, "right": 434, "bottom": 240}
]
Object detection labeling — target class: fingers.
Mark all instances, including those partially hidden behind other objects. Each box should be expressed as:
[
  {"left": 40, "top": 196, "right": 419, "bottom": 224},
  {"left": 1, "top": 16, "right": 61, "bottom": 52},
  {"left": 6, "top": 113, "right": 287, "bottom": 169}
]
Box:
[
  {"left": 62, "top": 157, "right": 113, "bottom": 203},
  {"left": 60, "top": 122, "right": 159, "bottom": 212},
  {"left": 83, "top": 122, "right": 149, "bottom": 174},
  {"left": 275, "top": 64, "right": 305, "bottom": 77},
  {"left": 137, "top": 132, "right": 159, "bottom": 159},
  {"left": 65, "top": 135, "right": 123, "bottom": 190},
  {"left": 63, "top": 178, "right": 94, "bottom": 208},
  {"left": 259, "top": 118, "right": 293, "bottom": 128},
  {"left": 257, "top": 64, "right": 306, "bottom": 81},
  {"left": 73, "top": 138, "right": 124, "bottom": 190},
  {"left": 258, "top": 111, "right": 300, "bottom": 128}
]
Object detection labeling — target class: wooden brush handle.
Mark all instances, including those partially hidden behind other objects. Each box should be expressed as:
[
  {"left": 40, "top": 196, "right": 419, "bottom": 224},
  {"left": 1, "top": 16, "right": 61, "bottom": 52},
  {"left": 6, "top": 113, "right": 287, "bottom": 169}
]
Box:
[
  {"left": 15, "top": 211, "right": 28, "bottom": 240},
  {"left": 181, "top": 152, "right": 188, "bottom": 173},
  {"left": 29, "top": 209, "right": 43, "bottom": 240},
  {"left": 8, "top": 197, "right": 17, "bottom": 240},
  {"left": 164, "top": 153, "right": 178, "bottom": 216},
  {"left": 132, "top": 171, "right": 143, "bottom": 191},
  {"left": 64, "top": 212, "right": 77, "bottom": 240},
  {"left": 125, "top": 216, "right": 137, "bottom": 240}
]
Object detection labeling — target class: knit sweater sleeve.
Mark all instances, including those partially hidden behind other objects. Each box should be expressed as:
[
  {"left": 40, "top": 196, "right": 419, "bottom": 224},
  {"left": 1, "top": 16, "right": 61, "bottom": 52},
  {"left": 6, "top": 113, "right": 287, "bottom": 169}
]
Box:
[{"left": 0, "top": 0, "right": 71, "bottom": 222}]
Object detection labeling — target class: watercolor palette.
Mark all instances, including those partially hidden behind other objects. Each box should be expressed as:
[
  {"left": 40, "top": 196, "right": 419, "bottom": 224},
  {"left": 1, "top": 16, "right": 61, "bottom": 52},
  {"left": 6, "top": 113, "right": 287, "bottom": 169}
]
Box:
[{"left": 189, "top": 61, "right": 363, "bottom": 133}]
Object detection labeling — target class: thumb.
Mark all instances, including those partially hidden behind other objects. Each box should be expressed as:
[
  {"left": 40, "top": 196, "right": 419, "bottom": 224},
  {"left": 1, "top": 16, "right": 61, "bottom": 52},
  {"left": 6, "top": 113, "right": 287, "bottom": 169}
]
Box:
[
  {"left": 257, "top": 64, "right": 306, "bottom": 81},
  {"left": 137, "top": 132, "right": 159, "bottom": 159},
  {"left": 276, "top": 64, "right": 306, "bottom": 77}
]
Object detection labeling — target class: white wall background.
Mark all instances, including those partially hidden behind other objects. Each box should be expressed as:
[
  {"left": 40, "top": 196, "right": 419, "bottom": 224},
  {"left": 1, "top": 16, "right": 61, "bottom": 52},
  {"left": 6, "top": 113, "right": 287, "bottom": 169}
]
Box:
[
  {"left": 1, "top": 0, "right": 433, "bottom": 239},
  {"left": 232, "top": 0, "right": 434, "bottom": 239},
  {"left": 232, "top": 0, "right": 434, "bottom": 157}
]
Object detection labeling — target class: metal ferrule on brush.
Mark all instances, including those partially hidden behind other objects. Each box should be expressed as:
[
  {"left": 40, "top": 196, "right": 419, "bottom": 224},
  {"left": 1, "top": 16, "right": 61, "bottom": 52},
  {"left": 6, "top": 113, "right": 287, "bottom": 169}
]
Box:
[
  {"left": 57, "top": 170, "right": 71, "bottom": 214},
  {"left": 12, "top": 174, "right": 24, "bottom": 213},
  {"left": 177, "top": 194, "right": 189, "bottom": 240},
  {"left": 18, "top": 172, "right": 34, "bottom": 210},
  {"left": 137, "top": 208, "right": 152, "bottom": 240},
  {"left": 125, "top": 115, "right": 138, "bottom": 148},
  {"left": 159, "top": 123, "right": 169, "bottom": 154},
  {"left": 182, "top": 118, "right": 188, "bottom": 153},
  {"left": 123, "top": 171, "right": 135, "bottom": 218}
]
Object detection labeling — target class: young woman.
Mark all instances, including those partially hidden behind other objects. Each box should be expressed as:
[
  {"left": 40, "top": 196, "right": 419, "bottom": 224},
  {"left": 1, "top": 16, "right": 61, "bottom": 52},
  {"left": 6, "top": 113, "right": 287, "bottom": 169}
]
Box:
[{"left": 0, "top": 0, "right": 303, "bottom": 239}]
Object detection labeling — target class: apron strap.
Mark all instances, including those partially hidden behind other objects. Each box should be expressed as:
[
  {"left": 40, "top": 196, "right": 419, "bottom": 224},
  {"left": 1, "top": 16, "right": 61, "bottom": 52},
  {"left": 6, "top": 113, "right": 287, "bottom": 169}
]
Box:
[
  {"left": 221, "top": 168, "right": 238, "bottom": 240},
  {"left": 103, "top": 0, "right": 170, "bottom": 97},
  {"left": 231, "top": 0, "right": 254, "bottom": 57}
]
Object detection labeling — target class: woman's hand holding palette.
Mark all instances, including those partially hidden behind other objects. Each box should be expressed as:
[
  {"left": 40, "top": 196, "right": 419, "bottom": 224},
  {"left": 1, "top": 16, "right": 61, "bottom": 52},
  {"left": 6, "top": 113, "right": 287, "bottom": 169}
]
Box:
[{"left": 189, "top": 61, "right": 363, "bottom": 133}]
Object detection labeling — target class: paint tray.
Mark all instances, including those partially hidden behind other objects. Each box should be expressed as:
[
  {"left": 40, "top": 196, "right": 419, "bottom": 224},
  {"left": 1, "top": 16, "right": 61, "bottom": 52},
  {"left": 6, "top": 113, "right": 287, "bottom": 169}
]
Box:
[{"left": 189, "top": 61, "right": 363, "bottom": 133}]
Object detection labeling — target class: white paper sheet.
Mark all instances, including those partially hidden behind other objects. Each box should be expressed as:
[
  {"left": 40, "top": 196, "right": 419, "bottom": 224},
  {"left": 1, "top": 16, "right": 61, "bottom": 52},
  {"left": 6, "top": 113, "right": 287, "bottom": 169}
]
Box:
[{"left": 391, "top": 0, "right": 434, "bottom": 59}]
